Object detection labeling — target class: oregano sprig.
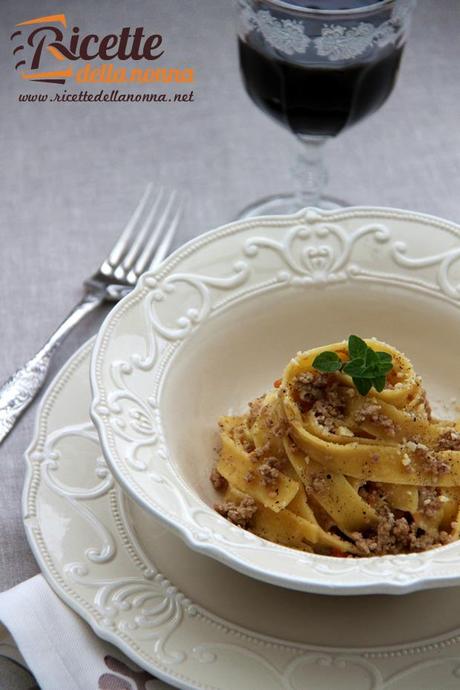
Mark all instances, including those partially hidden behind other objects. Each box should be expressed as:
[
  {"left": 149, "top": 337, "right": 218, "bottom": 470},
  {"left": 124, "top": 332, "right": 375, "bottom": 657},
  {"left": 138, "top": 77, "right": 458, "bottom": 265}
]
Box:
[{"left": 312, "top": 335, "right": 393, "bottom": 395}]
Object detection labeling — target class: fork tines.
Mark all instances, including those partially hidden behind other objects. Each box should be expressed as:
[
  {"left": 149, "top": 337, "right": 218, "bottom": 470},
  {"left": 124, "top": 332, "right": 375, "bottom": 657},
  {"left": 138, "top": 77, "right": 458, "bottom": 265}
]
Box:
[{"left": 100, "top": 185, "right": 182, "bottom": 285}]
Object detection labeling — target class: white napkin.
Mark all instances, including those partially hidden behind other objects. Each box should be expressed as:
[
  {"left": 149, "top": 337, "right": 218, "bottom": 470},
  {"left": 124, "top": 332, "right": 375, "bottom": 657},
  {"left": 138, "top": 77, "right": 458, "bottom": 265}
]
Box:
[{"left": 0, "top": 575, "right": 173, "bottom": 690}]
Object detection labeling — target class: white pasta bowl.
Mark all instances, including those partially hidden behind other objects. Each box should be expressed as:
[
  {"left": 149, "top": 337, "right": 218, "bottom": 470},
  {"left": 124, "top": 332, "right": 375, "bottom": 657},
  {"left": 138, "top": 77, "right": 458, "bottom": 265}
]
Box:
[{"left": 91, "top": 206, "right": 460, "bottom": 595}]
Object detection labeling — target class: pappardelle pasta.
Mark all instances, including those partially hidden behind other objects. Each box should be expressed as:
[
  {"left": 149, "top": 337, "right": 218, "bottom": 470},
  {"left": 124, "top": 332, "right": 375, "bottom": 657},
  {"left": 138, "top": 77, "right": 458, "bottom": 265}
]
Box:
[{"left": 210, "top": 339, "right": 460, "bottom": 557}]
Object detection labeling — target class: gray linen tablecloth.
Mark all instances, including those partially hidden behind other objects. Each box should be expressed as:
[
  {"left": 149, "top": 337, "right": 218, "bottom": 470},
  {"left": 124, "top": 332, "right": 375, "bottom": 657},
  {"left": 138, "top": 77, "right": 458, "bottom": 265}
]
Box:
[{"left": 0, "top": 0, "right": 459, "bottom": 670}]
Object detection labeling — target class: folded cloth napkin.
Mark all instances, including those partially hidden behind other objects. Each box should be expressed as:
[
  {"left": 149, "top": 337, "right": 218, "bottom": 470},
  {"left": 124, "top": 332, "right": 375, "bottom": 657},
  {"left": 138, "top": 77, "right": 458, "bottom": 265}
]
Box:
[{"left": 0, "top": 575, "right": 172, "bottom": 690}]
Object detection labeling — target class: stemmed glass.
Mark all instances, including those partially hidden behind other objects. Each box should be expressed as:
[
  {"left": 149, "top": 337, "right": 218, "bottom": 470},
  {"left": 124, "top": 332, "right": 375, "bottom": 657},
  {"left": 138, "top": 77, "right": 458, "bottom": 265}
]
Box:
[{"left": 236, "top": 0, "right": 416, "bottom": 217}]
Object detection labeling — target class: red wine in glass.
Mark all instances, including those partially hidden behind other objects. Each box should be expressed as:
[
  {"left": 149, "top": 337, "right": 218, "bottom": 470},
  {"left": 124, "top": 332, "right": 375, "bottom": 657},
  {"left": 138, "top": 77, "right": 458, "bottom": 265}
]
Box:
[
  {"left": 238, "top": 38, "right": 404, "bottom": 137},
  {"left": 236, "top": 0, "right": 415, "bottom": 216}
]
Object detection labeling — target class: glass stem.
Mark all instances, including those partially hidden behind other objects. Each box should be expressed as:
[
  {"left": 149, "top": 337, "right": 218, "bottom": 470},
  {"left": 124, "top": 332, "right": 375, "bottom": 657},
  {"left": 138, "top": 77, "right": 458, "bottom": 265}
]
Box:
[{"left": 293, "top": 135, "right": 329, "bottom": 209}]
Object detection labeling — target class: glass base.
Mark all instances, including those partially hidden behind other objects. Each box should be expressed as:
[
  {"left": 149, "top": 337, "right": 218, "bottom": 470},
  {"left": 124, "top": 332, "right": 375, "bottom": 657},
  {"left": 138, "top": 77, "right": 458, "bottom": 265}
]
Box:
[{"left": 236, "top": 193, "right": 346, "bottom": 220}]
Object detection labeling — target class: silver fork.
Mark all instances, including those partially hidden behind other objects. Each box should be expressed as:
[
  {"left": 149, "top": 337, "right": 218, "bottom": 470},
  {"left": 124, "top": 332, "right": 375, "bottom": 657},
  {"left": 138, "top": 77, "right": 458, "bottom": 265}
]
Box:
[{"left": 0, "top": 185, "right": 181, "bottom": 444}]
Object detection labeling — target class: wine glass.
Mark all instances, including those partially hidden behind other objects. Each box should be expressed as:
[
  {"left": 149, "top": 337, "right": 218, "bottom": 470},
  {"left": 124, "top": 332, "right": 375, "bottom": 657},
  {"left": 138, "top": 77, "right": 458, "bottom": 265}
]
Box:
[{"left": 236, "top": 0, "right": 416, "bottom": 217}]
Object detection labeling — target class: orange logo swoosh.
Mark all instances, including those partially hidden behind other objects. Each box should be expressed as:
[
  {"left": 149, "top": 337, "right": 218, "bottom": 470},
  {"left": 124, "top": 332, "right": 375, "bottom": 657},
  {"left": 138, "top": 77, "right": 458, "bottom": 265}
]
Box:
[
  {"left": 16, "top": 14, "right": 67, "bottom": 28},
  {"left": 21, "top": 69, "right": 73, "bottom": 80},
  {"left": 47, "top": 46, "right": 67, "bottom": 61}
]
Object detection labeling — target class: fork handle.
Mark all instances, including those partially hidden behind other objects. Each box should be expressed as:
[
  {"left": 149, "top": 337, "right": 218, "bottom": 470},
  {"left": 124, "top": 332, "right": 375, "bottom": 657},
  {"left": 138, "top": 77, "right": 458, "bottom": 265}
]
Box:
[{"left": 0, "top": 292, "right": 103, "bottom": 444}]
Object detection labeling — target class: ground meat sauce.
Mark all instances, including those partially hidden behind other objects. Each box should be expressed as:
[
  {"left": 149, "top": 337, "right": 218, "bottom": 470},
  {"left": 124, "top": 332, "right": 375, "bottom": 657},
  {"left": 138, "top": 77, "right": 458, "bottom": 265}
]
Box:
[
  {"left": 437, "top": 429, "right": 460, "bottom": 451},
  {"left": 211, "top": 341, "right": 460, "bottom": 557},
  {"left": 210, "top": 468, "right": 227, "bottom": 492},
  {"left": 354, "top": 403, "right": 397, "bottom": 436},
  {"left": 214, "top": 497, "right": 258, "bottom": 528},
  {"left": 257, "top": 456, "right": 285, "bottom": 484},
  {"left": 351, "top": 513, "right": 451, "bottom": 556},
  {"left": 293, "top": 372, "right": 350, "bottom": 432}
]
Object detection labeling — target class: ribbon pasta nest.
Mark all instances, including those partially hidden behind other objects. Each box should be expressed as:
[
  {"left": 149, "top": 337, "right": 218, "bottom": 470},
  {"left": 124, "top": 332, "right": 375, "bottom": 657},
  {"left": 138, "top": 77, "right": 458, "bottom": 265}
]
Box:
[{"left": 210, "top": 339, "right": 460, "bottom": 557}]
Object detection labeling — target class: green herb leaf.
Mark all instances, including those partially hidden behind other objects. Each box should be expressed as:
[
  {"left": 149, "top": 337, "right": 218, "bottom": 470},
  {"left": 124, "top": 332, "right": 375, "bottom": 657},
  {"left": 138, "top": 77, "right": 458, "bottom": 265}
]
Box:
[
  {"left": 343, "top": 358, "right": 366, "bottom": 376},
  {"left": 361, "top": 367, "right": 382, "bottom": 379},
  {"left": 353, "top": 377, "right": 373, "bottom": 395},
  {"left": 312, "top": 351, "right": 342, "bottom": 373},
  {"left": 311, "top": 336, "right": 394, "bottom": 396},
  {"left": 348, "top": 335, "right": 367, "bottom": 360},
  {"left": 373, "top": 375, "right": 386, "bottom": 392},
  {"left": 376, "top": 359, "right": 393, "bottom": 375},
  {"left": 364, "top": 347, "right": 379, "bottom": 368}
]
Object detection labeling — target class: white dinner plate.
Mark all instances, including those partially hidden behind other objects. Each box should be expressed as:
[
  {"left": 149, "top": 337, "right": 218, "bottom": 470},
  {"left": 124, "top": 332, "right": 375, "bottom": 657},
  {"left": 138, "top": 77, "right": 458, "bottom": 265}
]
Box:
[
  {"left": 90, "top": 206, "right": 460, "bottom": 594},
  {"left": 24, "top": 338, "right": 460, "bottom": 690}
]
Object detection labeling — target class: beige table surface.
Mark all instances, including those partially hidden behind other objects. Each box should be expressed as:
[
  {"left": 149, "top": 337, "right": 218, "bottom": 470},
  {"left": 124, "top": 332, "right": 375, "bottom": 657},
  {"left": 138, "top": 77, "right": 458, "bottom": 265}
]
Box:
[{"left": 0, "top": 0, "right": 459, "bottom": 617}]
